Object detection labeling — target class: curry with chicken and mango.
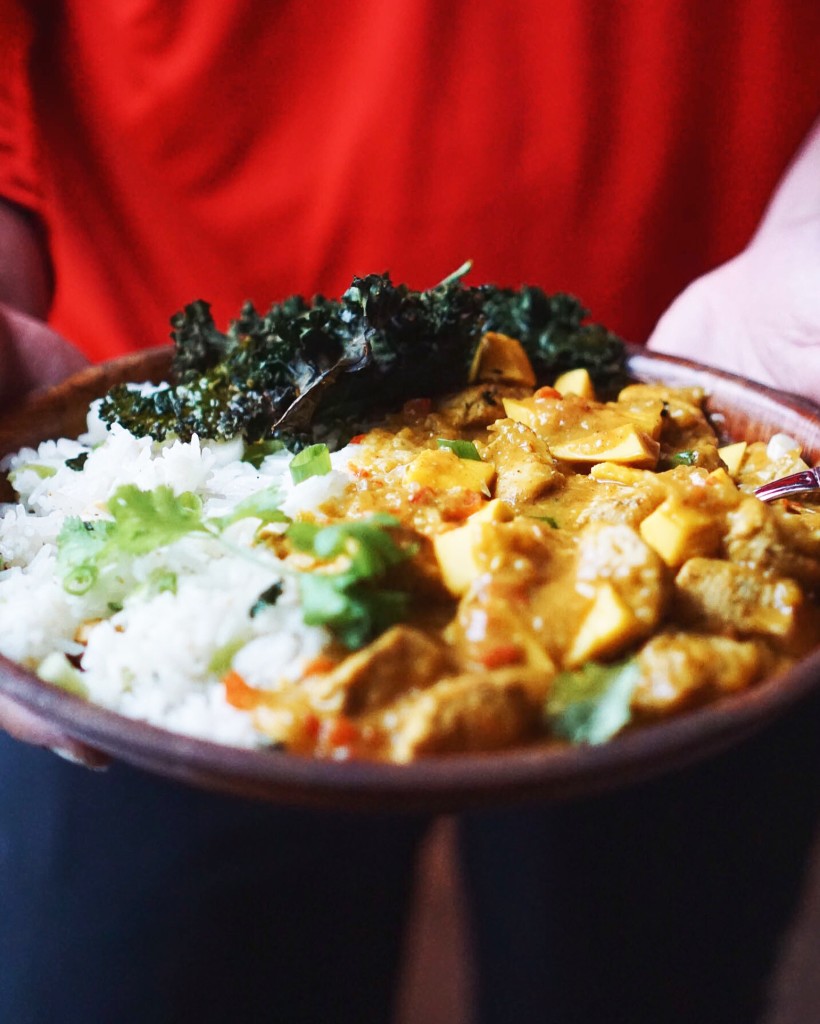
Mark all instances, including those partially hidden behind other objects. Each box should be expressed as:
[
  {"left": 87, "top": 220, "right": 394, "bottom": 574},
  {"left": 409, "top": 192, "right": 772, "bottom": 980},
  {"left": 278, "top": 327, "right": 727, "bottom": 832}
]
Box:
[{"left": 227, "top": 332, "right": 820, "bottom": 761}]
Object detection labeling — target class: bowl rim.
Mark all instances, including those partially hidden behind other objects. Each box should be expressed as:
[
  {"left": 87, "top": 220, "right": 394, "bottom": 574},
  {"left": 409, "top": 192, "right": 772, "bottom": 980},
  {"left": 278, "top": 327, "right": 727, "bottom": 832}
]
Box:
[{"left": 1, "top": 345, "right": 818, "bottom": 811}]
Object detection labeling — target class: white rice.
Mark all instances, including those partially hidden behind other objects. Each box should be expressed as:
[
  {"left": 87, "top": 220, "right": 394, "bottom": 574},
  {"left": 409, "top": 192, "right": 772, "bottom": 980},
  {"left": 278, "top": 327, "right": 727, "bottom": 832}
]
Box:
[{"left": 0, "top": 401, "right": 358, "bottom": 747}]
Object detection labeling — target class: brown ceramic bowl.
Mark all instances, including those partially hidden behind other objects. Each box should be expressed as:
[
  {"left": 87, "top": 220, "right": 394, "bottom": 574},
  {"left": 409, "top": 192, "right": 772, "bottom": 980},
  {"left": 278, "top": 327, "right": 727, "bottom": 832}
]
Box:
[{"left": 0, "top": 346, "right": 819, "bottom": 811}]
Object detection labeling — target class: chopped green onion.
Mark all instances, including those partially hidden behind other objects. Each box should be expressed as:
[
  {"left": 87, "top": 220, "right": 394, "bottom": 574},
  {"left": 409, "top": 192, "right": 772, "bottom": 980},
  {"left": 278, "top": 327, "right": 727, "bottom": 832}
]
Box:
[
  {"left": 669, "top": 450, "right": 698, "bottom": 467},
  {"left": 11, "top": 463, "right": 57, "bottom": 481},
  {"left": 436, "top": 438, "right": 482, "bottom": 461},
  {"left": 207, "top": 637, "right": 248, "bottom": 676},
  {"left": 64, "top": 565, "right": 99, "bottom": 596},
  {"left": 530, "top": 514, "right": 559, "bottom": 529},
  {"left": 289, "top": 444, "right": 332, "bottom": 484}
]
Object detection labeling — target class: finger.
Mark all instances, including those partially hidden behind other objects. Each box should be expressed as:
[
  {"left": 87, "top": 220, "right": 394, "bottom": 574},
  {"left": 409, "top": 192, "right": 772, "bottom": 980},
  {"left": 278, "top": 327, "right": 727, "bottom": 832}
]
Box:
[
  {"left": 647, "top": 261, "right": 750, "bottom": 374},
  {"left": 0, "top": 303, "right": 88, "bottom": 403},
  {"left": 648, "top": 229, "right": 820, "bottom": 404}
]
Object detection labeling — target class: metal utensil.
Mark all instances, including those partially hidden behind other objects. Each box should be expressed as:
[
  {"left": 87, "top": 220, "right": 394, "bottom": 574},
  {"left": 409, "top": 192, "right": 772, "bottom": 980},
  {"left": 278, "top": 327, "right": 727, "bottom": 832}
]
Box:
[{"left": 755, "top": 466, "right": 820, "bottom": 502}]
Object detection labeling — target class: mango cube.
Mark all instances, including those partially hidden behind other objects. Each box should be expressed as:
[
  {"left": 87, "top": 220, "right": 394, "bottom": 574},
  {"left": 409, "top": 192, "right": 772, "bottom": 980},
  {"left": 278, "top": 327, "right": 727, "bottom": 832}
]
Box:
[
  {"left": 566, "top": 582, "right": 642, "bottom": 666},
  {"left": 469, "top": 498, "right": 515, "bottom": 523},
  {"left": 639, "top": 499, "right": 721, "bottom": 568},
  {"left": 551, "top": 424, "right": 660, "bottom": 469},
  {"left": 405, "top": 448, "right": 496, "bottom": 494},
  {"left": 501, "top": 396, "right": 541, "bottom": 431},
  {"left": 616, "top": 398, "right": 666, "bottom": 440},
  {"left": 718, "top": 441, "right": 747, "bottom": 477},
  {"left": 468, "top": 332, "right": 536, "bottom": 386},
  {"left": 589, "top": 462, "right": 647, "bottom": 485},
  {"left": 433, "top": 522, "right": 489, "bottom": 595},
  {"left": 553, "top": 368, "right": 595, "bottom": 400}
]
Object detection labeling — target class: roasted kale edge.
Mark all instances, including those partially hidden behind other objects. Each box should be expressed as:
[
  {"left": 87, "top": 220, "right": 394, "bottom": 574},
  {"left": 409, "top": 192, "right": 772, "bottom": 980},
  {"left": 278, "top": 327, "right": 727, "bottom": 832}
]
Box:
[{"left": 98, "top": 271, "right": 626, "bottom": 447}]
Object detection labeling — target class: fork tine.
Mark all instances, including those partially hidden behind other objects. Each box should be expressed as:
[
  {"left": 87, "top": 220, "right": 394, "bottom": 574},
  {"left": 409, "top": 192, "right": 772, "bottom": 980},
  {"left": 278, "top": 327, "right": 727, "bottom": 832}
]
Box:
[{"left": 755, "top": 466, "right": 820, "bottom": 502}]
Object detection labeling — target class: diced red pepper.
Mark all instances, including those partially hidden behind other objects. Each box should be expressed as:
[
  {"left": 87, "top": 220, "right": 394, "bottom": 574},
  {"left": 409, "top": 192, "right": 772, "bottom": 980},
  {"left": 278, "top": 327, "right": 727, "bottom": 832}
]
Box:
[
  {"left": 349, "top": 434, "right": 367, "bottom": 445},
  {"left": 534, "top": 386, "right": 561, "bottom": 401},
  {"left": 303, "top": 713, "right": 321, "bottom": 740},
  {"left": 303, "top": 655, "right": 337, "bottom": 676},
  {"left": 321, "top": 716, "right": 360, "bottom": 749},
  {"left": 442, "top": 489, "right": 483, "bottom": 520},
  {"left": 478, "top": 643, "right": 524, "bottom": 669},
  {"left": 223, "top": 670, "right": 261, "bottom": 710},
  {"left": 409, "top": 485, "right": 434, "bottom": 505}
]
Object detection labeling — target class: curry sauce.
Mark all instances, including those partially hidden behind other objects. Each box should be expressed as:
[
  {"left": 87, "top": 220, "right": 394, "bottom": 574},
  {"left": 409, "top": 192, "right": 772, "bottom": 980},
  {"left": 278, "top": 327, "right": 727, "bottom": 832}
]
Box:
[{"left": 244, "top": 337, "right": 820, "bottom": 761}]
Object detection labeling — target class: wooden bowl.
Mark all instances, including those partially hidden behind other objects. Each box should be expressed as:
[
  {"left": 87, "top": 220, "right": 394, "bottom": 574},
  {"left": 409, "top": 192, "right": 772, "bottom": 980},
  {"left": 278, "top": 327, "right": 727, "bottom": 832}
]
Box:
[{"left": 1, "top": 346, "right": 819, "bottom": 811}]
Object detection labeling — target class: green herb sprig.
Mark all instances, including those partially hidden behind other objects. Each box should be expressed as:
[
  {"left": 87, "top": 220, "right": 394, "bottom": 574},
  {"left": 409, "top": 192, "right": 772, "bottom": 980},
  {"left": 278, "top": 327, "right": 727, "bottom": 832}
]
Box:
[
  {"left": 545, "top": 658, "right": 640, "bottom": 744},
  {"left": 56, "top": 483, "right": 286, "bottom": 597},
  {"left": 436, "top": 438, "right": 482, "bottom": 461},
  {"left": 56, "top": 485, "right": 416, "bottom": 650},
  {"left": 286, "top": 515, "right": 417, "bottom": 649}
]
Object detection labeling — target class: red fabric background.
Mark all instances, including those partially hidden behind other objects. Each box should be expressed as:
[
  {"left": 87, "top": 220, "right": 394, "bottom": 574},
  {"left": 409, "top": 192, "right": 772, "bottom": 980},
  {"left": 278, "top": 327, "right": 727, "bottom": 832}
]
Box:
[{"left": 2, "top": 0, "right": 820, "bottom": 358}]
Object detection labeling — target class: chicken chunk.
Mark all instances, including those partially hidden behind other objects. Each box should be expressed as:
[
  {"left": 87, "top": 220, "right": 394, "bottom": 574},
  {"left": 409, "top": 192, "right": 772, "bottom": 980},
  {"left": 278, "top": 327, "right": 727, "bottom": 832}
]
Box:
[
  {"left": 674, "top": 557, "right": 809, "bottom": 648},
  {"left": 435, "top": 383, "right": 530, "bottom": 430},
  {"left": 484, "top": 419, "right": 563, "bottom": 506},
  {"left": 725, "top": 496, "right": 820, "bottom": 589},
  {"left": 575, "top": 522, "right": 669, "bottom": 629},
  {"left": 632, "top": 632, "right": 776, "bottom": 714},
  {"left": 380, "top": 666, "right": 551, "bottom": 761},
  {"left": 301, "top": 625, "right": 452, "bottom": 715}
]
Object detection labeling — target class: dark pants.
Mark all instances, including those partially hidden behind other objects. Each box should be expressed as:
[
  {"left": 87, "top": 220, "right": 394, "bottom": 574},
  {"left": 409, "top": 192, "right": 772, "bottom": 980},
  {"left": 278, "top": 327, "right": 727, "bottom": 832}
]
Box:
[
  {"left": 0, "top": 735, "right": 427, "bottom": 1024},
  {"left": 3, "top": 692, "right": 820, "bottom": 1024},
  {"left": 459, "top": 689, "right": 820, "bottom": 1024}
]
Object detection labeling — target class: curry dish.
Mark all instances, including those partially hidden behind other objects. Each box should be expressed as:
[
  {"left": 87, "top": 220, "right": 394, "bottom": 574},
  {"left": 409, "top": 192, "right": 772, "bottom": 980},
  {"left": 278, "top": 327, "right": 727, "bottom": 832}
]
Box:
[
  {"left": 4, "top": 308, "right": 819, "bottom": 763},
  {"left": 230, "top": 333, "right": 820, "bottom": 760}
]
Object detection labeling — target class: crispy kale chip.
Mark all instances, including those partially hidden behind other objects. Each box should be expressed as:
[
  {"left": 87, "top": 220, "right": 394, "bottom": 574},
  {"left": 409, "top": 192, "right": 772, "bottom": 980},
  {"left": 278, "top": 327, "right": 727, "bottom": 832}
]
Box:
[
  {"left": 99, "top": 269, "right": 625, "bottom": 445},
  {"left": 478, "top": 286, "right": 626, "bottom": 390}
]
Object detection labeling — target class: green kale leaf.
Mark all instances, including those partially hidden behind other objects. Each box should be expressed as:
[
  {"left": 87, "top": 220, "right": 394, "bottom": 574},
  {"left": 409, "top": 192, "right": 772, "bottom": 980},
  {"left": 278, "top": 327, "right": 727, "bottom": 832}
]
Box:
[{"left": 99, "top": 271, "right": 625, "bottom": 445}]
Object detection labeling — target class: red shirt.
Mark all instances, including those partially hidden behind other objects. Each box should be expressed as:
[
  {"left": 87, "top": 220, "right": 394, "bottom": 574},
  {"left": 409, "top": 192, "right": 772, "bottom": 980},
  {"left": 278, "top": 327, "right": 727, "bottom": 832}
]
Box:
[{"left": 2, "top": 0, "right": 819, "bottom": 360}]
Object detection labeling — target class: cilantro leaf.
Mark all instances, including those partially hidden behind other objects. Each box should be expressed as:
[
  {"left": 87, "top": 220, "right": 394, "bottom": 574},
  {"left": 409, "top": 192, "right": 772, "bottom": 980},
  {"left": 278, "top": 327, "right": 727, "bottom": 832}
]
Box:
[
  {"left": 107, "top": 485, "right": 206, "bottom": 554},
  {"left": 56, "top": 483, "right": 290, "bottom": 600},
  {"left": 56, "top": 487, "right": 204, "bottom": 596},
  {"left": 286, "top": 515, "right": 416, "bottom": 648},
  {"left": 210, "top": 485, "right": 290, "bottom": 530},
  {"left": 546, "top": 658, "right": 640, "bottom": 744},
  {"left": 298, "top": 574, "right": 410, "bottom": 650}
]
